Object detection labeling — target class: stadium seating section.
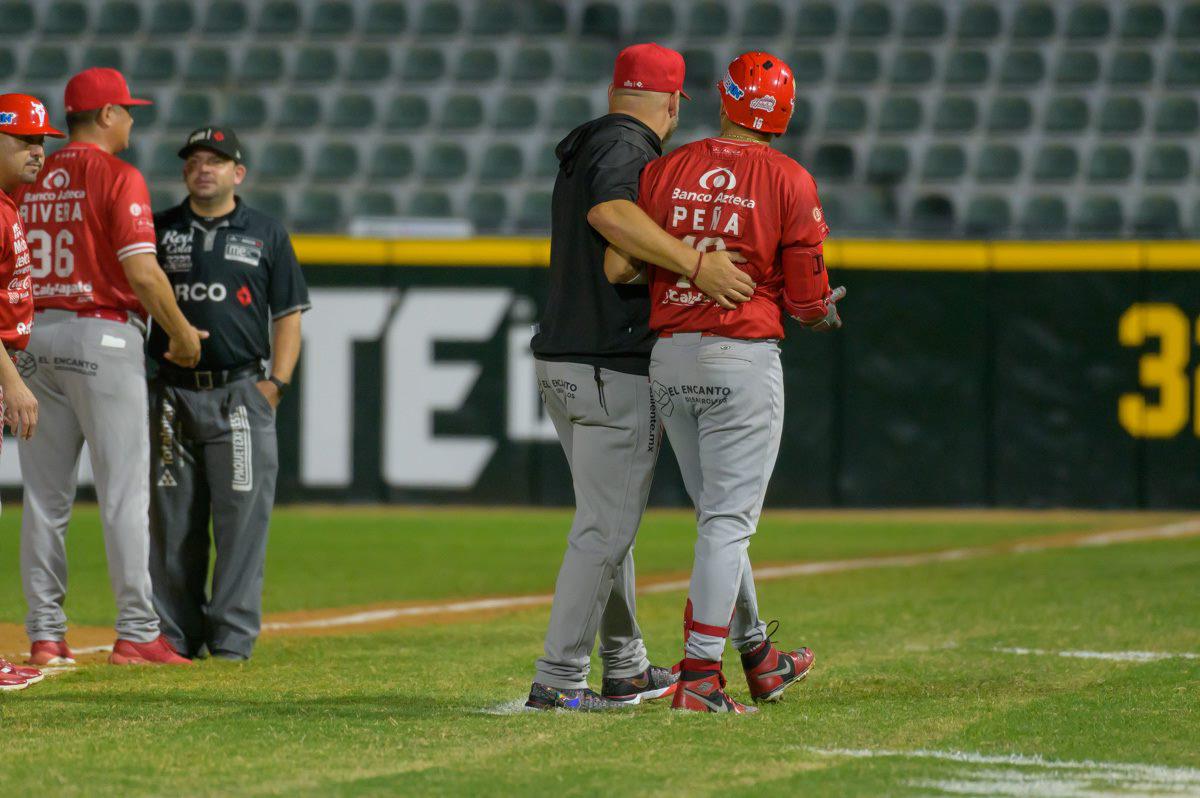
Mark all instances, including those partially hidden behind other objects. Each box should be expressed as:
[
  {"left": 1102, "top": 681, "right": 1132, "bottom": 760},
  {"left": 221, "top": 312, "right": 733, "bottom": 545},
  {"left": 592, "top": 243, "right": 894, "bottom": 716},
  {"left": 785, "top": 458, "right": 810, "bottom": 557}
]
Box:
[{"left": 8, "top": 0, "right": 1200, "bottom": 237}]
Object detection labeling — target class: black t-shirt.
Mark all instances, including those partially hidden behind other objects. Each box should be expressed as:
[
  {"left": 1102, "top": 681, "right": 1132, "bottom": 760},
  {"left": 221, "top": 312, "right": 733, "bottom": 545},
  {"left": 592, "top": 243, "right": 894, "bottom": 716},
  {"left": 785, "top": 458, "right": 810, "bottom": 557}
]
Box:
[
  {"left": 148, "top": 197, "right": 311, "bottom": 370},
  {"left": 530, "top": 113, "right": 662, "bottom": 375}
]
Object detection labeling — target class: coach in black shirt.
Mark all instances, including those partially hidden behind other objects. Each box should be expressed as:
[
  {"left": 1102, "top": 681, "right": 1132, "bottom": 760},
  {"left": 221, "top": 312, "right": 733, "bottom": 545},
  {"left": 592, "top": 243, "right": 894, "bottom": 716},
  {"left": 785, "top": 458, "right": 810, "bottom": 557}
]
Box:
[
  {"left": 525, "top": 44, "right": 754, "bottom": 711},
  {"left": 147, "top": 126, "right": 310, "bottom": 661}
]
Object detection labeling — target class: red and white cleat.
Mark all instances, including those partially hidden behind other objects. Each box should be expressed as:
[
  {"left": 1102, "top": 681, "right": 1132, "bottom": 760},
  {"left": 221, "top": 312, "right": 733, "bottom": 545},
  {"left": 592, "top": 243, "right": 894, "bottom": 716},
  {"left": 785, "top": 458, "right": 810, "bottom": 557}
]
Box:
[
  {"left": 742, "top": 636, "right": 815, "bottom": 703},
  {"left": 670, "top": 660, "right": 757, "bottom": 714},
  {"left": 108, "top": 635, "right": 191, "bottom": 666},
  {"left": 0, "top": 671, "right": 31, "bottom": 692},
  {"left": 0, "top": 657, "right": 41, "bottom": 687},
  {"left": 28, "top": 640, "right": 75, "bottom": 666}
]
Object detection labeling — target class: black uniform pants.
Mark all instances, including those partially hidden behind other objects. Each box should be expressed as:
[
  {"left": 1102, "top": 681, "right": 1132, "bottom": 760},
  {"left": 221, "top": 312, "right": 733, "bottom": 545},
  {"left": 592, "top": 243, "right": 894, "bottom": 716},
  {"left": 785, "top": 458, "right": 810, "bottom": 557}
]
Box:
[{"left": 148, "top": 376, "right": 278, "bottom": 659}]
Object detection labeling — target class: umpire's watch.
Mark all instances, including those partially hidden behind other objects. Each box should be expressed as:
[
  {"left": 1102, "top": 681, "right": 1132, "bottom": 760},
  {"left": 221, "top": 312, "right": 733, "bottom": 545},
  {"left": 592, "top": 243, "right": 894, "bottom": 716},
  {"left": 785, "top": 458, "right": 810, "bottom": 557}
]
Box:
[{"left": 268, "top": 376, "right": 289, "bottom": 395}]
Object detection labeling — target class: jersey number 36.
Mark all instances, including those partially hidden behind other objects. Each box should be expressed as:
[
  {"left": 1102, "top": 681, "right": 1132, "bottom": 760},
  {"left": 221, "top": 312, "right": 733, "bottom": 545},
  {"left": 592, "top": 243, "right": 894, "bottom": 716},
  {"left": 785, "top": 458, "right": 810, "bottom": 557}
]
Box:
[{"left": 26, "top": 229, "right": 75, "bottom": 279}]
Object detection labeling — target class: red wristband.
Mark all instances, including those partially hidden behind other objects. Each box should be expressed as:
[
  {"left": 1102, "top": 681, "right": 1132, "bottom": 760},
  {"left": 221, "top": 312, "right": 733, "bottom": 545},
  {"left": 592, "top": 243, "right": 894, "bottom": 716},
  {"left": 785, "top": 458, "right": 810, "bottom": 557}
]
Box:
[{"left": 689, "top": 250, "right": 703, "bottom": 281}]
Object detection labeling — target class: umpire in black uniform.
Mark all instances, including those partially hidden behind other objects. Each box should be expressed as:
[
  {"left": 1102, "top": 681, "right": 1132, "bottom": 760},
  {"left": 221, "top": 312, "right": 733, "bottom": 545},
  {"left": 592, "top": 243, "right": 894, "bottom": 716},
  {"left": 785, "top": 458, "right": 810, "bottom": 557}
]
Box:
[{"left": 148, "top": 127, "right": 310, "bottom": 660}]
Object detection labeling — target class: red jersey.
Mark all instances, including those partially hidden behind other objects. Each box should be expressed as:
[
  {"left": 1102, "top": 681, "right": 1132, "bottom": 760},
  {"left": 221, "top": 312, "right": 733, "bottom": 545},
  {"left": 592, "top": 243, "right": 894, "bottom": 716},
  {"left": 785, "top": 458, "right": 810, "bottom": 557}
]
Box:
[
  {"left": 637, "top": 137, "right": 830, "bottom": 339},
  {"left": 0, "top": 189, "right": 35, "bottom": 350},
  {"left": 12, "top": 142, "right": 156, "bottom": 314}
]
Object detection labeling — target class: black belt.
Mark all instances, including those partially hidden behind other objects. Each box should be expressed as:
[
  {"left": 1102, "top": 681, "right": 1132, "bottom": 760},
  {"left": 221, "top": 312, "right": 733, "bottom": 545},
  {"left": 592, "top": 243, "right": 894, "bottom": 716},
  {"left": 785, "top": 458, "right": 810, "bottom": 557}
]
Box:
[{"left": 156, "top": 362, "right": 262, "bottom": 391}]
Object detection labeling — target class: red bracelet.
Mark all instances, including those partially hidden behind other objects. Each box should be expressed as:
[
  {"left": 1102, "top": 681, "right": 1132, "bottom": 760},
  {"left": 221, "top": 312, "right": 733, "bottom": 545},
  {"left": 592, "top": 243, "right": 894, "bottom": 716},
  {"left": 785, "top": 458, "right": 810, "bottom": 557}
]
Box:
[{"left": 689, "top": 250, "right": 703, "bottom": 281}]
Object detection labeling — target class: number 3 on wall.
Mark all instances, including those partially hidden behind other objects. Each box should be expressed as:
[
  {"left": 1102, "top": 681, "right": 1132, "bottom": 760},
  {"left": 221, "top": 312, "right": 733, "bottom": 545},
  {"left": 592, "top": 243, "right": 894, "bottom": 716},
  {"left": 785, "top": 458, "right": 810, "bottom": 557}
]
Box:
[{"left": 1117, "top": 303, "right": 1196, "bottom": 438}]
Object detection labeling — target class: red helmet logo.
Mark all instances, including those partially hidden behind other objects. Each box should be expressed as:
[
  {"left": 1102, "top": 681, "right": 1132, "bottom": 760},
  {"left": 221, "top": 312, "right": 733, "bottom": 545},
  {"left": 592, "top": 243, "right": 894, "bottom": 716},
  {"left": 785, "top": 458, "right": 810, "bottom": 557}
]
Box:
[{"left": 717, "top": 52, "right": 796, "bottom": 135}]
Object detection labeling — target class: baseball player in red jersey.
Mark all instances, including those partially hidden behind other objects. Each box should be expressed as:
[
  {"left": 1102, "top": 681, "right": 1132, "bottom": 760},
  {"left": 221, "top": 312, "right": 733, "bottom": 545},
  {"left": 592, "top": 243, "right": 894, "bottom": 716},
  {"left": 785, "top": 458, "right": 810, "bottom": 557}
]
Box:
[
  {"left": 608, "top": 52, "right": 846, "bottom": 713},
  {"left": 0, "top": 93, "right": 63, "bottom": 691},
  {"left": 14, "top": 69, "right": 204, "bottom": 666}
]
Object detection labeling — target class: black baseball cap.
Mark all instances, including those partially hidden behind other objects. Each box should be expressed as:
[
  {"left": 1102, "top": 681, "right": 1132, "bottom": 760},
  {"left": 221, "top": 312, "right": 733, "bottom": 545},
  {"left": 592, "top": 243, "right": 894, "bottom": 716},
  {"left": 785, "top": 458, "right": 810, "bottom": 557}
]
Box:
[{"left": 178, "top": 126, "right": 244, "bottom": 164}]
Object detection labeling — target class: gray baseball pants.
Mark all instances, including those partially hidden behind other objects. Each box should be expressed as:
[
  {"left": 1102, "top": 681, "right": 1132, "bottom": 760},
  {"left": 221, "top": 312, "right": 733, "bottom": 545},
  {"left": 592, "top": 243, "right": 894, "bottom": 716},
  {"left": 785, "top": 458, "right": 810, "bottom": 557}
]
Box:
[
  {"left": 533, "top": 359, "right": 661, "bottom": 690},
  {"left": 19, "top": 309, "right": 160, "bottom": 643},
  {"left": 148, "top": 376, "right": 278, "bottom": 660},
  {"left": 650, "top": 334, "right": 781, "bottom": 663}
]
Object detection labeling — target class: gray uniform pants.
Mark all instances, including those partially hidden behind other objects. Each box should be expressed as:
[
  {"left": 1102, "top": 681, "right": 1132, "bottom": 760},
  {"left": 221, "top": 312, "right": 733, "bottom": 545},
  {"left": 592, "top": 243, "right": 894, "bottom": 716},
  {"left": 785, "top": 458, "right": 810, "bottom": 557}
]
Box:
[
  {"left": 534, "top": 359, "right": 660, "bottom": 689},
  {"left": 650, "top": 334, "right": 781, "bottom": 663},
  {"left": 148, "top": 375, "right": 278, "bottom": 659},
  {"left": 19, "top": 309, "right": 159, "bottom": 643}
]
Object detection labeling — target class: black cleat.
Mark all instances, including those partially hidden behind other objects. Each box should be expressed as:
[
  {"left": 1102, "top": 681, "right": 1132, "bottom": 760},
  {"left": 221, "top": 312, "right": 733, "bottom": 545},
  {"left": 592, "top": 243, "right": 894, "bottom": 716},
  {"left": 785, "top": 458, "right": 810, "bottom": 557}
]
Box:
[
  {"left": 601, "top": 665, "right": 679, "bottom": 703},
  {"left": 524, "top": 682, "right": 631, "bottom": 711}
]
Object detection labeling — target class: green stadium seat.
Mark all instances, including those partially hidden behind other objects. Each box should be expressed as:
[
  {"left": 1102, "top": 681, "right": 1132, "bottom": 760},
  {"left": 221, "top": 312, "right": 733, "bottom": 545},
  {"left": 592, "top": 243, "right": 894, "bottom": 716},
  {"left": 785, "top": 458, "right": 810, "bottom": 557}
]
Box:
[
  {"left": 933, "top": 97, "right": 978, "bottom": 132},
  {"left": 743, "top": 2, "right": 786, "bottom": 38},
  {"left": 988, "top": 96, "right": 1033, "bottom": 133},
  {"left": 524, "top": 1, "right": 566, "bottom": 34},
  {"left": 43, "top": 1, "right": 88, "bottom": 36},
  {"left": 1098, "top": 97, "right": 1144, "bottom": 134},
  {"left": 421, "top": 143, "right": 468, "bottom": 181},
  {"left": 0, "top": 2, "right": 33, "bottom": 32},
  {"left": 687, "top": 1, "right": 729, "bottom": 38},
  {"left": 1144, "top": 144, "right": 1190, "bottom": 182},
  {"left": 681, "top": 49, "right": 718, "bottom": 93},
  {"left": 1153, "top": 97, "right": 1199, "bottom": 134},
  {"left": 184, "top": 48, "right": 230, "bottom": 86},
  {"left": 922, "top": 144, "right": 966, "bottom": 181},
  {"left": 471, "top": 0, "right": 512, "bottom": 35},
  {"left": 128, "top": 96, "right": 158, "bottom": 128},
  {"left": 680, "top": 93, "right": 722, "bottom": 131},
  {"left": 1065, "top": 3, "right": 1109, "bottom": 39},
  {"left": 256, "top": 0, "right": 301, "bottom": 35},
  {"left": 130, "top": 47, "right": 176, "bottom": 84},
  {"left": 510, "top": 47, "right": 554, "bottom": 84},
  {"left": 1165, "top": 51, "right": 1200, "bottom": 86},
  {"left": 401, "top": 47, "right": 446, "bottom": 82},
  {"left": 415, "top": 0, "right": 460, "bottom": 35},
  {"left": 294, "top": 47, "right": 340, "bottom": 84},
  {"left": 976, "top": 144, "right": 1021, "bottom": 182},
  {"left": 845, "top": 191, "right": 898, "bottom": 233},
  {"left": 310, "top": 1, "right": 354, "bottom": 36},
  {"left": 456, "top": 49, "right": 500, "bottom": 83},
  {"left": 493, "top": 95, "right": 539, "bottom": 130},
  {"left": 1000, "top": 50, "right": 1045, "bottom": 86},
  {"left": 24, "top": 46, "right": 71, "bottom": 82},
  {"left": 581, "top": 3, "right": 622, "bottom": 39},
  {"left": 1087, "top": 145, "right": 1134, "bottom": 181},
  {"left": 565, "top": 45, "right": 612, "bottom": 85},
  {"left": 1033, "top": 145, "right": 1079, "bottom": 181},
  {"left": 534, "top": 141, "right": 560, "bottom": 178},
  {"left": 439, "top": 95, "right": 484, "bottom": 131},
  {"left": 95, "top": 2, "right": 141, "bottom": 35},
  {"left": 479, "top": 144, "right": 524, "bottom": 183},
  {"left": 1043, "top": 96, "right": 1089, "bottom": 133},
  {"left": 1075, "top": 196, "right": 1123, "bottom": 237},
  {"left": 242, "top": 190, "right": 287, "bottom": 222},
  {"left": 167, "top": 93, "right": 214, "bottom": 131},
  {"left": 1055, "top": 50, "right": 1100, "bottom": 85},
  {"left": 634, "top": 2, "right": 675, "bottom": 38},
  {"left": 1122, "top": 3, "right": 1166, "bottom": 39},
  {"left": 848, "top": 2, "right": 891, "bottom": 38},
  {"left": 150, "top": 189, "right": 179, "bottom": 214},
  {"left": 957, "top": 3, "right": 1000, "bottom": 40},
  {"left": 224, "top": 94, "right": 267, "bottom": 130},
  {"left": 789, "top": 50, "right": 825, "bottom": 83},
  {"left": 203, "top": 0, "right": 247, "bottom": 34},
  {"left": 1109, "top": 50, "right": 1154, "bottom": 85},
  {"left": 810, "top": 144, "right": 855, "bottom": 182},
  {"left": 1012, "top": 2, "right": 1056, "bottom": 40},
  {"left": 384, "top": 95, "right": 431, "bottom": 131},
  {"left": 0, "top": 51, "right": 14, "bottom": 81},
  {"left": 240, "top": 48, "right": 284, "bottom": 84},
  {"left": 796, "top": 2, "right": 838, "bottom": 39},
  {"left": 945, "top": 51, "right": 989, "bottom": 86},
  {"left": 878, "top": 97, "right": 922, "bottom": 134},
  {"left": 865, "top": 145, "right": 909, "bottom": 184},
  {"left": 408, "top": 191, "right": 453, "bottom": 218},
  {"left": 81, "top": 46, "right": 124, "bottom": 72},
  {"left": 466, "top": 192, "right": 508, "bottom": 232},
  {"left": 346, "top": 47, "right": 390, "bottom": 83},
  {"left": 149, "top": 142, "right": 184, "bottom": 179},
  {"left": 312, "top": 143, "right": 359, "bottom": 183},
  {"left": 368, "top": 143, "right": 414, "bottom": 180},
  {"left": 910, "top": 195, "right": 955, "bottom": 235},
  {"left": 1021, "top": 196, "right": 1069, "bottom": 237},
  {"left": 328, "top": 94, "right": 376, "bottom": 129},
  {"left": 517, "top": 191, "right": 553, "bottom": 231},
  {"left": 964, "top": 196, "right": 1012, "bottom": 237},
  {"left": 824, "top": 97, "right": 867, "bottom": 132},
  {"left": 1177, "top": 3, "right": 1200, "bottom": 39},
  {"left": 363, "top": 1, "right": 407, "bottom": 36},
  {"left": 354, "top": 191, "right": 397, "bottom": 218},
  {"left": 891, "top": 51, "right": 934, "bottom": 85},
  {"left": 276, "top": 93, "right": 322, "bottom": 130},
  {"left": 293, "top": 191, "right": 343, "bottom": 233},
  {"left": 1133, "top": 197, "right": 1182, "bottom": 238},
  {"left": 901, "top": 2, "right": 945, "bottom": 39},
  {"left": 836, "top": 51, "right": 880, "bottom": 85},
  {"left": 549, "top": 96, "right": 593, "bottom": 132}
]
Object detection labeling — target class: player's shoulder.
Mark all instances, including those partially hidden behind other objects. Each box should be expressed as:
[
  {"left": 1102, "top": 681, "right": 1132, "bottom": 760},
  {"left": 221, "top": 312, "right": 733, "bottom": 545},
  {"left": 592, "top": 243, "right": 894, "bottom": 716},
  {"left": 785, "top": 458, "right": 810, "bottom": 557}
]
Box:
[{"left": 765, "top": 148, "right": 815, "bottom": 181}]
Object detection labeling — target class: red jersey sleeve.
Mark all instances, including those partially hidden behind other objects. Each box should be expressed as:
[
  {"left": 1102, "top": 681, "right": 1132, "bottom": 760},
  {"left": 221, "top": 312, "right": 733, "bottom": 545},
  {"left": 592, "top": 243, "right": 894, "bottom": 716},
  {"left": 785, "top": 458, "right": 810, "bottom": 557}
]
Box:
[
  {"left": 779, "top": 166, "right": 833, "bottom": 323},
  {"left": 107, "top": 167, "right": 157, "bottom": 262}
]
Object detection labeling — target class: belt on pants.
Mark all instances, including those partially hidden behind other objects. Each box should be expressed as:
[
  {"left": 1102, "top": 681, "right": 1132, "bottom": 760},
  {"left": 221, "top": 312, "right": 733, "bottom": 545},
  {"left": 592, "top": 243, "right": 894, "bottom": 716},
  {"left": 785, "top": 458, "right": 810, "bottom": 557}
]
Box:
[
  {"left": 37, "top": 307, "right": 148, "bottom": 335},
  {"left": 156, "top": 362, "right": 262, "bottom": 391}
]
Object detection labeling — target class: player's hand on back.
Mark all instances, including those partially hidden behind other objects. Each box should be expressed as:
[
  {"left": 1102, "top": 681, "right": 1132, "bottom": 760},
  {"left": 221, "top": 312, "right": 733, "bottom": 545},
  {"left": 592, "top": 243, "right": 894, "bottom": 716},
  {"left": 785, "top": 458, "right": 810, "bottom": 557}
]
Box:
[
  {"left": 694, "top": 250, "right": 755, "bottom": 310},
  {"left": 1, "top": 375, "right": 38, "bottom": 440},
  {"left": 164, "top": 325, "right": 210, "bottom": 368}
]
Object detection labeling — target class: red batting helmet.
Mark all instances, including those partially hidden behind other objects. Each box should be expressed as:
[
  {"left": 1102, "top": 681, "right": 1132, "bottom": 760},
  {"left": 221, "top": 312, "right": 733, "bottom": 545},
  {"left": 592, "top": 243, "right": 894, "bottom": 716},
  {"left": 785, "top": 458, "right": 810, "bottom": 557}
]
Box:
[
  {"left": 717, "top": 52, "right": 795, "bottom": 135},
  {"left": 0, "top": 93, "right": 65, "bottom": 138}
]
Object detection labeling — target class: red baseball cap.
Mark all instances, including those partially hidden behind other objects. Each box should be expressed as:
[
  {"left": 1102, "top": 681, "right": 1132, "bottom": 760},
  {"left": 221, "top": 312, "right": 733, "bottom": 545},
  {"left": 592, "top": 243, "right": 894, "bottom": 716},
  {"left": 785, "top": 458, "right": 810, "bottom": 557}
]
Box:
[
  {"left": 612, "top": 43, "right": 690, "bottom": 99},
  {"left": 0, "top": 93, "right": 65, "bottom": 137},
  {"left": 64, "top": 68, "right": 152, "bottom": 114}
]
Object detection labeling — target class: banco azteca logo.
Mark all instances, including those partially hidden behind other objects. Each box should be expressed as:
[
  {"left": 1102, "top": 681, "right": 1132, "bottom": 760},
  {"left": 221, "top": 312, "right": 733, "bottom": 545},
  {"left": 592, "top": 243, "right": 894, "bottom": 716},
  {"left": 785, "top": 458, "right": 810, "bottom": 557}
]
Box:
[
  {"left": 42, "top": 168, "right": 70, "bottom": 190},
  {"left": 699, "top": 167, "right": 736, "bottom": 190}
]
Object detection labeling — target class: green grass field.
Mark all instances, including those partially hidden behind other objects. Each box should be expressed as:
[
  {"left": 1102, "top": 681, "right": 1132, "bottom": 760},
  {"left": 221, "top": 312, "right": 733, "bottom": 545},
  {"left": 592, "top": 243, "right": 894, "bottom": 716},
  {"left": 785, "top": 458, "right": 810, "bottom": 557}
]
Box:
[{"left": 1, "top": 506, "right": 1197, "bottom": 796}]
